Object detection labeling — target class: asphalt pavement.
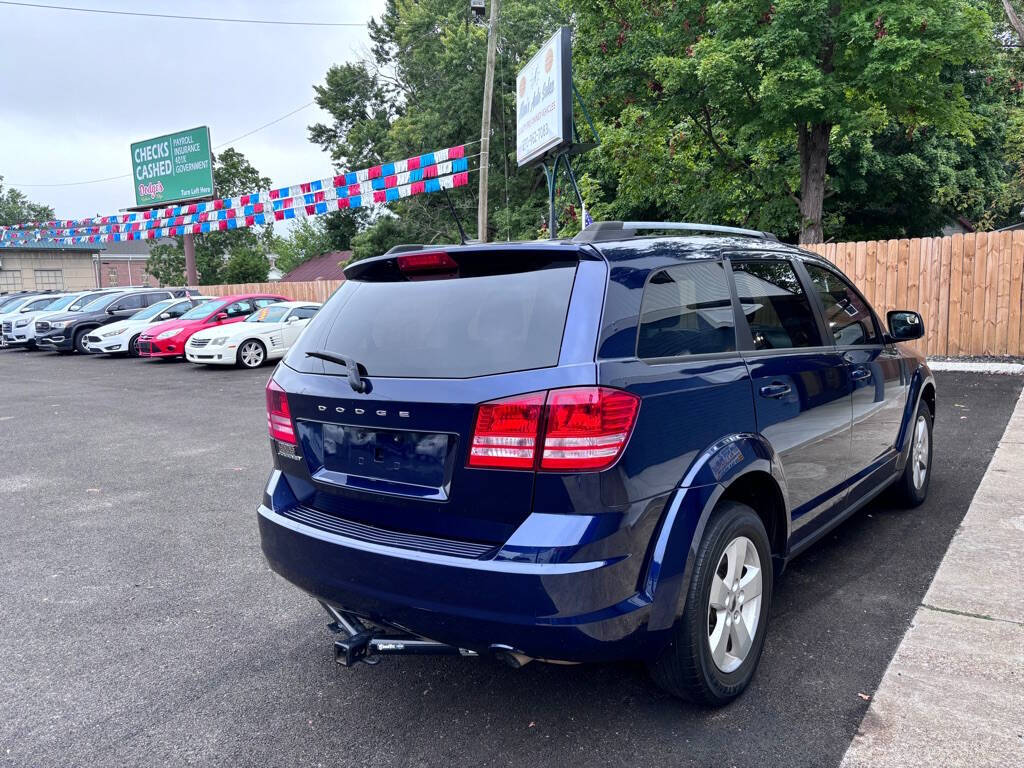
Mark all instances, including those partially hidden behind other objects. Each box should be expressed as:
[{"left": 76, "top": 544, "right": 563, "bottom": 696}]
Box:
[{"left": 0, "top": 349, "right": 1020, "bottom": 768}]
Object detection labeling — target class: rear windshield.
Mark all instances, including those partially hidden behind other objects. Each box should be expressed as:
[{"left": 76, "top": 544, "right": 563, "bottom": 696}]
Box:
[{"left": 318, "top": 266, "right": 577, "bottom": 378}]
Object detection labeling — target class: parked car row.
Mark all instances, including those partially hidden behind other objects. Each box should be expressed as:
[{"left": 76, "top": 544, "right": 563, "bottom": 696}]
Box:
[{"left": 0, "top": 286, "right": 320, "bottom": 369}]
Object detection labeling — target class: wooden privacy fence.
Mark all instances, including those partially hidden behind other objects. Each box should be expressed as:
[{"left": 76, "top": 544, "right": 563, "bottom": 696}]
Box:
[
  {"left": 187, "top": 280, "right": 343, "bottom": 303},
  {"left": 197, "top": 233, "right": 1024, "bottom": 358},
  {"left": 804, "top": 231, "right": 1024, "bottom": 357}
]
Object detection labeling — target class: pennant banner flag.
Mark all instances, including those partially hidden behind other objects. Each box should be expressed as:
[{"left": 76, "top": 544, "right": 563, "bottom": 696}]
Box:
[{"left": 0, "top": 145, "right": 470, "bottom": 247}]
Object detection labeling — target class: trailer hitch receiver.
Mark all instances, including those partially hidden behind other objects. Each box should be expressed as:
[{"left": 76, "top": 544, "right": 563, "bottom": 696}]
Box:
[{"left": 319, "top": 601, "right": 478, "bottom": 666}]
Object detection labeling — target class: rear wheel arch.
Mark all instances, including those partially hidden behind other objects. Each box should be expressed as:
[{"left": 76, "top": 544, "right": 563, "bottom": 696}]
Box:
[
  {"left": 719, "top": 470, "right": 788, "bottom": 560},
  {"left": 646, "top": 439, "right": 790, "bottom": 633}
]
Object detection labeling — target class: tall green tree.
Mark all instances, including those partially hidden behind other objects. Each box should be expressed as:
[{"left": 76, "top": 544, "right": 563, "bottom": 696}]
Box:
[
  {"left": 571, "top": 0, "right": 1001, "bottom": 242},
  {"left": 309, "top": 0, "right": 564, "bottom": 258},
  {"left": 146, "top": 148, "right": 273, "bottom": 285},
  {"left": 0, "top": 177, "right": 54, "bottom": 226}
]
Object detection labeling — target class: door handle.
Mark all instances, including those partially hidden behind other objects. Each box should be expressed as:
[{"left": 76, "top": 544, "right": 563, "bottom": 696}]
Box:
[
  {"left": 759, "top": 382, "right": 792, "bottom": 399},
  {"left": 851, "top": 368, "right": 872, "bottom": 382}
]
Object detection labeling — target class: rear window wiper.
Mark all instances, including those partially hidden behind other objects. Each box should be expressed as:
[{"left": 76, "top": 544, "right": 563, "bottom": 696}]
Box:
[{"left": 305, "top": 351, "right": 368, "bottom": 393}]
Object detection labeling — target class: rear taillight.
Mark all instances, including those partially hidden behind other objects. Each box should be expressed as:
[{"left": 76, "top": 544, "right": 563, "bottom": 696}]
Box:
[
  {"left": 467, "top": 392, "right": 545, "bottom": 469},
  {"left": 540, "top": 387, "right": 640, "bottom": 470},
  {"left": 266, "top": 378, "right": 296, "bottom": 445},
  {"left": 467, "top": 387, "right": 640, "bottom": 472}
]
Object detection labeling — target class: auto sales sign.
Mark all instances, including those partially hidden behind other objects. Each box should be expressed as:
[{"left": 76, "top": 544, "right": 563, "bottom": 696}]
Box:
[
  {"left": 130, "top": 126, "right": 214, "bottom": 207},
  {"left": 516, "top": 27, "right": 572, "bottom": 167}
]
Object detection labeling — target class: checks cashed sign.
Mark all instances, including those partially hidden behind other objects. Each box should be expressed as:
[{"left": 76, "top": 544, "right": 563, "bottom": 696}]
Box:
[
  {"left": 130, "top": 126, "right": 215, "bottom": 207},
  {"left": 516, "top": 27, "right": 573, "bottom": 167}
]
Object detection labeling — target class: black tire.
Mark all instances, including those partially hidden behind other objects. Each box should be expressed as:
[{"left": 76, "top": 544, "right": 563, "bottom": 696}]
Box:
[
  {"left": 73, "top": 329, "right": 90, "bottom": 355},
  {"left": 236, "top": 339, "right": 266, "bottom": 369},
  {"left": 129, "top": 334, "right": 141, "bottom": 357},
  {"left": 891, "top": 399, "right": 933, "bottom": 507},
  {"left": 648, "top": 501, "right": 773, "bottom": 706}
]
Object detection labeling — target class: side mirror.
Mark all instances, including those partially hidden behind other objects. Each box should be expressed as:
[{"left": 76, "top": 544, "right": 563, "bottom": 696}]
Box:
[
  {"left": 286, "top": 315, "right": 299, "bottom": 323},
  {"left": 158, "top": 312, "right": 171, "bottom": 320},
  {"left": 886, "top": 310, "right": 924, "bottom": 342},
  {"left": 107, "top": 307, "right": 119, "bottom": 315},
  {"left": 214, "top": 312, "right": 229, "bottom": 322}
]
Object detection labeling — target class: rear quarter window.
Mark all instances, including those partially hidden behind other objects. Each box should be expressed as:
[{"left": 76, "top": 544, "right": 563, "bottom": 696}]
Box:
[
  {"left": 309, "top": 264, "right": 578, "bottom": 378},
  {"left": 637, "top": 261, "right": 737, "bottom": 358}
]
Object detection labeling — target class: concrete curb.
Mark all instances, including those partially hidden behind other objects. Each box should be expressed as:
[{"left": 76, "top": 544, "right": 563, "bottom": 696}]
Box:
[
  {"left": 927, "top": 361, "right": 1024, "bottom": 375},
  {"left": 840, "top": 389, "right": 1024, "bottom": 768}
]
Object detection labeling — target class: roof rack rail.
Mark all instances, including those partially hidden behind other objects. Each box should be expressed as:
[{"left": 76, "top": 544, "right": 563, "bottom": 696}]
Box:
[{"left": 572, "top": 221, "right": 778, "bottom": 243}]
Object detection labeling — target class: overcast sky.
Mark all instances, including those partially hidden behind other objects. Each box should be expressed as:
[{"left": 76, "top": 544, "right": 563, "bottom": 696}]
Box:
[{"left": 0, "top": 0, "right": 387, "bottom": 220}]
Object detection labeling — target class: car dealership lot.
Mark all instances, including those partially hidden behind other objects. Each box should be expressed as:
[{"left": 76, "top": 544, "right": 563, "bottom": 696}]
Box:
[{"left": 0, "top": 350, "right": 1020, "bottom": 768}]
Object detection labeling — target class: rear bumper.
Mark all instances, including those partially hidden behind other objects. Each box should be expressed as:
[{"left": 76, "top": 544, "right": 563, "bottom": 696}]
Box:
[{"left": 258, "top": 472, "right": 668, "bottom": 662}]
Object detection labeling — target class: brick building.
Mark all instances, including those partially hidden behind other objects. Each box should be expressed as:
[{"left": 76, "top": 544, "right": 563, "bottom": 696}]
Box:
[{"left": 96, "top": 239, "right": 171, "bottom": 288}]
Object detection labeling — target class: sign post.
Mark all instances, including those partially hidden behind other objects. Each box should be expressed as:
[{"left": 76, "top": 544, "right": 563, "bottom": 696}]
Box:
[{"left": 130, "top": 126, "right": 215, "bottom": 285}]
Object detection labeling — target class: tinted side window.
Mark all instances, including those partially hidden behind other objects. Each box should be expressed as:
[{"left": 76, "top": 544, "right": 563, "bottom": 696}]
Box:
[
  {"left": 731, "top": 260, "right": 822, "bottom": 350},
  {"left": 111, "top": 294, "right": 145, "bottom": 311},
  {"left": 224, "top": 300, "right": 254, "bottom": 317},
  {"left": 142, "top": 292, "right": 170, "bottom": 306},
  {"left": 637, "top": 262, "right": 736, "bottom": 358},
  {"left": 803, "top": 264, "right": 878, "bottom": 345},
  {"left": 291, "top": 306, "right": 318, "bottom": 320},
  {"left": 253, "top": 298, "right": 278, "bottom": 309}
]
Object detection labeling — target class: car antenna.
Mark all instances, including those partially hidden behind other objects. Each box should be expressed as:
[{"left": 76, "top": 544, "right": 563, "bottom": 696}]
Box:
[{"left": 442, "top": 187, "right": 468, "bottom": 245}]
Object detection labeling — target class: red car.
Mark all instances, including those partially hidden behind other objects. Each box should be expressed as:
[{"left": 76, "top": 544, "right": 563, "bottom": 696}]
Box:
[{"left": 138, "top": 293, "right": 287, "bottom": 358}]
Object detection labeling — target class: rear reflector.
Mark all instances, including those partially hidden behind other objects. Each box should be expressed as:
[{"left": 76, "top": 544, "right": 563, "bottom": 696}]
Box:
[
  {"left": 397, "top": 251, "right": 458, "bottom": 273},
  {"left": 467, "top": 387, "right": 640, "bottom": 472},
  {"left": 266, "top": 378, "right": 296, "bottom": 445},
  {"left": 467, "top": 392, "right": 545, "bottom": 469}
]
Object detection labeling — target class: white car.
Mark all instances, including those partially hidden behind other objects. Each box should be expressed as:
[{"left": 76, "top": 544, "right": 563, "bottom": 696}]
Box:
[
  {"left": 0, "top": 293, "right": 71, "bottom": 348},
  {"left": 84, "top": 295, "right": 212, "bottom": 356},
  {"left": 185, "top": 301, "right": 320, "bottom": 368}
]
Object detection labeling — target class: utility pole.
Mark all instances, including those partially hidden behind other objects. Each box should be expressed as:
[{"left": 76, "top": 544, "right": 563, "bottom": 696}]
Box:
[
  {"left": 183, "top": 233, "right": 198, "bottom": 286},
  {"left": 476, "top": 0, "right": 500, "bottom": 243}
]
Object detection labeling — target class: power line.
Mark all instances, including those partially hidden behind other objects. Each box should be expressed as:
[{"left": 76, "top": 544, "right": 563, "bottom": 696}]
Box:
[
  {"left": 8, "top": 102, "right": 317, "bottom": 187},
  {"left": 213, "top": 102, "right": 315, "bottom": 148},
  {"left": 0, "top": 1, "right": 367, "bottom": 27}
]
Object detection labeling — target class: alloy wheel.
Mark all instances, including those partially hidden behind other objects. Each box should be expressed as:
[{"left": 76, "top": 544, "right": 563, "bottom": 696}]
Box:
[
  {"left": 707, "top": 535, "right": 763, "bottom": 673},
  {"left": 912, "top": 414, "right": 929, "bottom": 490},
  {"left": 240, "top": 341, "right": 264, "bottom": 368}
]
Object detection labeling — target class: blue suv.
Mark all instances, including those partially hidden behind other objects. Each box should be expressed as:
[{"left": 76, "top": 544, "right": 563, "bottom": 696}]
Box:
[{"left": 258, "top": 221, "right": 935, "bottom": 705}]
